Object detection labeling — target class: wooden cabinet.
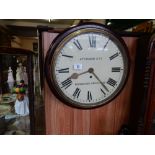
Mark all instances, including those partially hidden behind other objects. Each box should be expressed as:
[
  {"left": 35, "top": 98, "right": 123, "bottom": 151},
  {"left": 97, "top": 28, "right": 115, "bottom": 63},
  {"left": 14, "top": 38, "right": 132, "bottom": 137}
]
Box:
[{"left": 0, "top": 47, "right": 35, "bottom": 134}]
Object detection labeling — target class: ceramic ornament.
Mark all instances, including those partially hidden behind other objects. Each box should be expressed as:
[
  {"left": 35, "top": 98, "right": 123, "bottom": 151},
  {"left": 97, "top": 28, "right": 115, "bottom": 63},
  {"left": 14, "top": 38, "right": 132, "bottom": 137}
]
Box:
[
  {"left": 23, "top": 67, "right": 28, "bottom": 85},
  {"left": 14, "top": 95, "right": 29, "bottom": 116},
  {"left": 16, "top": 67, "right": 21, "bottom": 84},
  {"left": 7, "top": 67, "right": 15, "bottom": 91},
  {"left": 18, "top": 63, "right": 23, "bottom": 80}
]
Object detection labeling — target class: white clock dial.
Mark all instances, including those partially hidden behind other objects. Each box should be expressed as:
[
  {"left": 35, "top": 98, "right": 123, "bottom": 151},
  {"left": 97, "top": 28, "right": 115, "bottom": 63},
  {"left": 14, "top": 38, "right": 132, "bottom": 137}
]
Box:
[{"left": 45, "top": 24, "right": 129, "bottom": 108}]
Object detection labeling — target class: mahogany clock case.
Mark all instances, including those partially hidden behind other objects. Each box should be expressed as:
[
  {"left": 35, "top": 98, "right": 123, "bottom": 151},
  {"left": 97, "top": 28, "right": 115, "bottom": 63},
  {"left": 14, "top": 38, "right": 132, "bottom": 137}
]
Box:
[
  {"left": 39, "top": 24, "right": 152, "bottom": 134},
  {"left": 44, "top": 23, "right": 130, "bottom": 109}
]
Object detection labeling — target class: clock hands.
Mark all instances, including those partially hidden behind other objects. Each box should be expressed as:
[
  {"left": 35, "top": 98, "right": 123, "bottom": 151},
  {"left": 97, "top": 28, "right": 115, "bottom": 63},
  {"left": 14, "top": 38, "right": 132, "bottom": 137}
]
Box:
[
  {"left": 70, "top": 68, "right": 109, "bottom": 92},
  {"left": 88, "top": 68, "right": 109, "bottom": 92},
  {"left": 70, "top": 68, "right": 94, "bottom": 79},
  {"left": 70, "top": 70, "right": 89, "bottom": 79}
]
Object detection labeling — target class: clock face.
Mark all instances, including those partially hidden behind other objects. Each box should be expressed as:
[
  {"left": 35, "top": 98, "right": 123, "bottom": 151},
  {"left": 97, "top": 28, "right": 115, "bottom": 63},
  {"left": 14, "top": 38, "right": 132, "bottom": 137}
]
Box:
[{"left": 45, "top": 24, "right": 129, "bottom": 108}]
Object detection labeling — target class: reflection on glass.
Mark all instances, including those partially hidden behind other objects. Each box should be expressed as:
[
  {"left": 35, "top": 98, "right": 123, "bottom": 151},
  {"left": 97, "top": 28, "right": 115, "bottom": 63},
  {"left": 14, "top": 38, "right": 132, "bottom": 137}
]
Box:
[{"left": 0, "top": 54, "right": 30, "bottom": 135}]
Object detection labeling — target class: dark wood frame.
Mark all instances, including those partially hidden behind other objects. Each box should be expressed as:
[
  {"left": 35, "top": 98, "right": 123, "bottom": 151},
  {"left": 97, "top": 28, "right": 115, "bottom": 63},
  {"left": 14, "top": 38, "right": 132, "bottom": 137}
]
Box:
[
  {"left": 0, "top": 47, "right": 35, "bottom": 134},
  {"left": 128, "top": 34, "right": 151, "bottom": 134},
  {"left": 143, "top": 34, "right": 155, "bottom": 134}
]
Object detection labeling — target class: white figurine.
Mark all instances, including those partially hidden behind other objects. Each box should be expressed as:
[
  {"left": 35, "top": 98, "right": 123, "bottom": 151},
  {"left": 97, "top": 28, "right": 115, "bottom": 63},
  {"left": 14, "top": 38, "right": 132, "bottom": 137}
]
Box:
[
  {"left": 14, "top": 95, "right": 29, "bottom": 116},
  {"left": 23, "top": 67, "right": 28, "bottom": 85},
  {"left": 18, "top": 63, "right": 23, "bottom": 80},
  {"left": 16, "top": 67, "right": 21, "bottom": 84},
  {"left": 7, "top": 67, "right": 15, "bottom": 91}
]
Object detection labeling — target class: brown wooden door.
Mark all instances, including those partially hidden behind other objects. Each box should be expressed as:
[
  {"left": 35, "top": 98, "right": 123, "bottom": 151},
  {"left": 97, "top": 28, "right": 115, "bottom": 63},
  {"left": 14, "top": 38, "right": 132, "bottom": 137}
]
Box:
[{"left": 42, "top": 32, "right": 138, "bottom": 134}]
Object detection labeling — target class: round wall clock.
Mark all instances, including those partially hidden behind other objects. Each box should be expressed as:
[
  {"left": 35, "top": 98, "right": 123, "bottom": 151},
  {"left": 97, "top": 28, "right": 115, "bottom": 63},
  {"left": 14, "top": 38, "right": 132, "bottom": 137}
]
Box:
[{"left": 45, "top": 23, "right": 129, "bottom": 108}]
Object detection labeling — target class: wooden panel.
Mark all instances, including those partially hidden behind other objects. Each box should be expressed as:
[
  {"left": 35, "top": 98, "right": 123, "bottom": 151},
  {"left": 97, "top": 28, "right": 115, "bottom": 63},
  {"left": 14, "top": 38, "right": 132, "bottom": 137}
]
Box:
[
  {"left": 42, "top": 32, "right": 138, "bottom": 134},
  {"left": 90, "top": 102, "right": 115, "bottom": 134}
]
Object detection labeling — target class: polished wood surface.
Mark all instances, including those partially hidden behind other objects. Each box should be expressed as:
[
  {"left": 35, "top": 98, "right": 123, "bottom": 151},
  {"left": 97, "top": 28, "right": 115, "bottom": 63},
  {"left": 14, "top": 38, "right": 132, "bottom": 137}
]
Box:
[{"left": 42, "top": 32, "right": 138, "bottom": 134}]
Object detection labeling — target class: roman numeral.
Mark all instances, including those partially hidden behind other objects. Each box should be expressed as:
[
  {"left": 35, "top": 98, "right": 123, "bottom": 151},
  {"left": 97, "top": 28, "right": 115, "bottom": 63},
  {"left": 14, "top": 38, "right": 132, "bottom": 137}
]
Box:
[
  {"left": 89, "top": 35, "right": 96, "bottom": 48},
  {"left": 73, "top": 39, "right": 82, "bottom": 50},
  {"left": 62, "top": 54, "right": 73, "bottom": 58},
  {"left": 112, "top": 67, "right": 121, "bottom": 72},
  {"left": 103, "top": 39, "right": 109, "bottom": 49},
  {"left": 61, "top": 78, "right": 72, "bottom": 89},
  {"left": 73, "top": 88, "right": 81, "bottom": 98},
  {"left": 109, "top": 52, "right": 119, "bottom": 60},
  {"left": 100, "top": 88, "right": 106, "bottom": 96},
  {"left": 107, "top": 78, "right": 117, "bottom": 87},
  {"left": 57, "top": 68, "right": 69, "bottom": 73},
  {"left": 87, "top": 91, "right": 92, "bottom": 102}
]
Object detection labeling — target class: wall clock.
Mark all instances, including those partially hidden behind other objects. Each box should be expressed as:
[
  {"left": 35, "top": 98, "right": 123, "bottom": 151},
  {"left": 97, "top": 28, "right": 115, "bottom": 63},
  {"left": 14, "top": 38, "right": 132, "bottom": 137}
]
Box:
[{"left": 45, "top": 23, "right": 129, "bottom": 108}]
